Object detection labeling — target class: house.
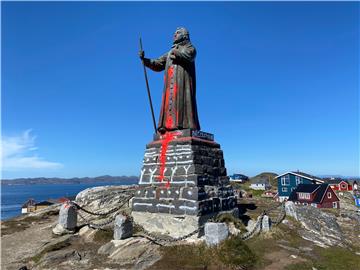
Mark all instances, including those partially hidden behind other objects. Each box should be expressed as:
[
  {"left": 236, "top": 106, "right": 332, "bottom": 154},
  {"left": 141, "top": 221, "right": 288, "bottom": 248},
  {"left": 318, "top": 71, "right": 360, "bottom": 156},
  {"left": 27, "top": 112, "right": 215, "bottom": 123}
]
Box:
[
  {"left": 289, "top": 183, "right": 340, "bottom": 208},
  {"left": 21, "top": 198, "right": 36, "bottom": 214},
  {"left": 249, "top": 177, "right": 271, "bottom": 190},
  {"left": 229, "top": 174, "right": 249, "bottom": 183},
  {"left": 261, "top": 191, "right": 277, "bottom": 198},
  {"left": 275, "top": 171, "right": 324, "bottom": 202},
  {"left": 35, "top": 201, "right": 54, "bottom": 211},
  {"left": 323, "top": 178, "right": 353, "bottom": 191},
  {"left": 21, "top": 199, "right": 54, "bottom": 214}
]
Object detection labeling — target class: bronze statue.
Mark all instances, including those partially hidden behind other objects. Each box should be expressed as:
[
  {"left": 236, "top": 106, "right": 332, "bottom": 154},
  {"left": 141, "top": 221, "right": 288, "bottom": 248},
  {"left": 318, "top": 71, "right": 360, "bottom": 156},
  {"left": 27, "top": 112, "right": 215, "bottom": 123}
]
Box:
[{"left": 139, "top": 27, "right": 200, "bottom": 134}]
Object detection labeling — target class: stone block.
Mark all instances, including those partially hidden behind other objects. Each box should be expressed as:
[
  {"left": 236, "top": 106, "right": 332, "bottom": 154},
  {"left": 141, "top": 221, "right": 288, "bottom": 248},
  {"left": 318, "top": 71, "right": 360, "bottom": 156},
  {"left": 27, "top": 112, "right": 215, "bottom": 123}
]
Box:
[
  {"left": 58, "top": 202, "right": 77, "bottom": 230},
  {"left": 262, "top": 215, "right": 271, "bottom": 232},
  {"left": 205, "top": 222, "right": 229, "bottom": 246},
  {"left": 114, "top": 215, "right": 133, "bottom": 240},
  {"left": 132, "top": 198, "right": 154, "bottom": 212}
]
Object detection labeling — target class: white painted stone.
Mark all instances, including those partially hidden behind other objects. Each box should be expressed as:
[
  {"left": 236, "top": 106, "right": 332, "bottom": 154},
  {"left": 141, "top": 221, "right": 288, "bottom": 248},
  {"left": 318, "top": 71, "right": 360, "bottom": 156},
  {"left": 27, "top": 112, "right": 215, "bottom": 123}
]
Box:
[{"left": 205, "top": 222, "right": 229, "bottom": 246}]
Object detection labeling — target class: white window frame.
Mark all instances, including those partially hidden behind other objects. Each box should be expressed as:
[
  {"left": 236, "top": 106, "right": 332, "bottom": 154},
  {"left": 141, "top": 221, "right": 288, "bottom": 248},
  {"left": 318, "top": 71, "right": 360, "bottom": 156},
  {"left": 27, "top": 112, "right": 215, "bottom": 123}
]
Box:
[
  {"left": 281, "top": 175, "right": 290, "bottom": 186},
  {"left": 332, "top": 202, "right": 337, "bottom": 208},
  {"left": 327, "top": 192, "right": 332, "bottom": 199},
  {"left": 298, "top": 193, "right": 310, "bottom": 200},
  {"left": 295, "top": 176, "right": 302, "bottom": 185},
  {"left": 282, "top": 187, "right": 288, "bottom": 192}
]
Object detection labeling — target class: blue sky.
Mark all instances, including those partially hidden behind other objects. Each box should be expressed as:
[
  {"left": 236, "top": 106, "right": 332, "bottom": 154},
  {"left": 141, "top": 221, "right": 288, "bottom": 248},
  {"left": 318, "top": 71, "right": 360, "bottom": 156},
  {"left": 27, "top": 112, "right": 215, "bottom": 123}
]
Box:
[{"left": 2, "top": 2, "right": 359, "bottom": 179}]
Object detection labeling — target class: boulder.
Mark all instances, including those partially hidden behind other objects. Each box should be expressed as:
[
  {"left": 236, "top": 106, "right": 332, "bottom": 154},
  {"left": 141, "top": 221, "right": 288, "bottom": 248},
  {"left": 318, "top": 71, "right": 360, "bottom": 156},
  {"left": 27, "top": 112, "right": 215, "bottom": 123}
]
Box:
[
  {"left": 75, "top": 185, "right": 135, "bottom": 228},
  {"left": 58, "top": 203, "right": 77, "bottom": 230},
  {"left": 114, "top": 215, "right": 133, "bottom": 240},
  {"left": 98, "top": 238, "right": 161, "bottom": 269},
  {"left": 285, "top": 203, "right": 344, "bottom": 247},
  {"left": 205, "top": 222, "right": 229, "bottom": 246}
]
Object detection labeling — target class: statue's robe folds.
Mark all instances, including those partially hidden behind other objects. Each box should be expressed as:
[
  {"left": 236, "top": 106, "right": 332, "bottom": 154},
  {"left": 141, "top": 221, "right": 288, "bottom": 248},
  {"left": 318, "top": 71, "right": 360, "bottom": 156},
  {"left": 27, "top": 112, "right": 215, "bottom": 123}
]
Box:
[{"left": 144, "top": 42, "right": 200, "bottom": 132}]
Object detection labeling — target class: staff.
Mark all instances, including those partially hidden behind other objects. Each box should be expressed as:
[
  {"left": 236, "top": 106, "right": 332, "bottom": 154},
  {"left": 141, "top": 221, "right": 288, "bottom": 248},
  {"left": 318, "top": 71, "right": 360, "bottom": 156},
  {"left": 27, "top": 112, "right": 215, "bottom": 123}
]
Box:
[{"left": 139, "top": 37, "right": 157, "bottom": 133}]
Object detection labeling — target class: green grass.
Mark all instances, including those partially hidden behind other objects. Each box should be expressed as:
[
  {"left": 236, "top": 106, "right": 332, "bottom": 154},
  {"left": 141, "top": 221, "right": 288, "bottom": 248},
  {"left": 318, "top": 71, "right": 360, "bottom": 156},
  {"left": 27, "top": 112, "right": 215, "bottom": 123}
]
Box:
[
  {"left": 150, "top": 236, "right": 257, "bottom": 270},
  {"left": 214, "top": 213, "right": 247, "bottom": 233}
]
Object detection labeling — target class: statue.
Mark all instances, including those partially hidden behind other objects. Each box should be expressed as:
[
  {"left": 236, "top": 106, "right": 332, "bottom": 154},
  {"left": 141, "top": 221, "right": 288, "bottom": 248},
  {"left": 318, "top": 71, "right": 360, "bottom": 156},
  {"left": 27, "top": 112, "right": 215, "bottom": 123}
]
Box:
[
  {"left": 132, "top": 28, "right": 236, "bottom": 238},
  {"left": 139, "top": 27, "right": 200, "bottom": 134}
]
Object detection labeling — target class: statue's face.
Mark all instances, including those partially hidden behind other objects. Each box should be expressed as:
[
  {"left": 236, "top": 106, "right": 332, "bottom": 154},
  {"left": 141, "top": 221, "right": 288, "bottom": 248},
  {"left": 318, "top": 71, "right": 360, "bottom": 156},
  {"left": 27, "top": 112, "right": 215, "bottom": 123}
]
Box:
[
  {"left": 173, "top": 28, "right": 188, "bottom": 43},
  {"left": 173, "top": 29, "right": 182, "bottom": 43}
]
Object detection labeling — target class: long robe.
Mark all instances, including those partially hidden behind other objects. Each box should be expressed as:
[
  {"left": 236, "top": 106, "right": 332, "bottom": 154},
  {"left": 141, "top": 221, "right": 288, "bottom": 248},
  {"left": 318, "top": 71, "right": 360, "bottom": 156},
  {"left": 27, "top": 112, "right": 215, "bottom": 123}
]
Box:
[{"left": 144, "top": 41, "right": 200, "bottom": 132}]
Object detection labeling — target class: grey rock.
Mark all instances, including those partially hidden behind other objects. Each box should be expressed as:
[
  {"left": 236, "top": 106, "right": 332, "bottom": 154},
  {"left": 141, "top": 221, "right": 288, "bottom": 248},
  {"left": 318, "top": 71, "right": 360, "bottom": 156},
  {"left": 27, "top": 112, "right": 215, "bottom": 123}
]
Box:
[
  {"left": 52, "top": 224, "right": 75, "bottom": 235},
  {"left": 285, "top": 201, "right": 298, "bottom": 220},
  {"left": 98, "top": 238, "right": 161, "bottom": 270},
  {"left": 75, "top": 185, "right": 135, "bottom": 228},
  {"left": 114, "top": 215, "right": 133, "bottom": 240},
  {"left": 285, "top": 203, "right": 344, "bottom": 247},
  {"left": 205, "top": 222, "right": 229, "bottom": 246},
  {"left": 58, "top": 203, "right": 77, "bottom": 230}
]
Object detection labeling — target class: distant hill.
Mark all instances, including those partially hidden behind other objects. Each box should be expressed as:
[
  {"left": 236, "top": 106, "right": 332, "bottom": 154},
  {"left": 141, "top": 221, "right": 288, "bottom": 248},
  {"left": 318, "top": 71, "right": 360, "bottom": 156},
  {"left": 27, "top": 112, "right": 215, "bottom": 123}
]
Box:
[
  {"left": 250, "top": 172, "right": 278, "bottom": 187},
  {"left": 1, "top": 175, "right": 139, "bottom": 185}
]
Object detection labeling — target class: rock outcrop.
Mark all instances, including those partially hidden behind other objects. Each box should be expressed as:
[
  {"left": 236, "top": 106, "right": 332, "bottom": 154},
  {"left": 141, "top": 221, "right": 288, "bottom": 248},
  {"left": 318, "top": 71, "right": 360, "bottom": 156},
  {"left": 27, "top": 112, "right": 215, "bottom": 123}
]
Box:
[{"left": 285, "top": 201, "right": 344, "bottom": 247}]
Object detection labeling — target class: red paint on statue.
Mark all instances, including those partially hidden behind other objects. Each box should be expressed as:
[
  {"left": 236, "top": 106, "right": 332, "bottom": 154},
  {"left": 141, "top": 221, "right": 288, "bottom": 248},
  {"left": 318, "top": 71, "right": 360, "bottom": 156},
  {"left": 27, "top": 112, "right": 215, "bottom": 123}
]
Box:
[{"left": 157, "top": 130, "right": 181, "bottom": 189}]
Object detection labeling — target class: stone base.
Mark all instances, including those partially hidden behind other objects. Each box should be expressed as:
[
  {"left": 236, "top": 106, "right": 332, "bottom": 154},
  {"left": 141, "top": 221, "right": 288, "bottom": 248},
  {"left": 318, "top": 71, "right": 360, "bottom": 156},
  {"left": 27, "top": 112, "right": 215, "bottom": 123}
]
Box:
[
  {"left": 133, "top": 129, "right": 236, "bottom": 217},
  {"left": 132, "top": 208, "right": 238, "bottom": 238}
]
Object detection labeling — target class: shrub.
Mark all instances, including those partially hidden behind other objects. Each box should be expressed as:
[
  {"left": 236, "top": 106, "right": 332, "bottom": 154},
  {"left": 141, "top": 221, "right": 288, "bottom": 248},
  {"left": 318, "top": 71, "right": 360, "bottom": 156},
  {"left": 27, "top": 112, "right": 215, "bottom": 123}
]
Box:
[{"left": 216, "top": 235, "right": 257, "bottom": 269}]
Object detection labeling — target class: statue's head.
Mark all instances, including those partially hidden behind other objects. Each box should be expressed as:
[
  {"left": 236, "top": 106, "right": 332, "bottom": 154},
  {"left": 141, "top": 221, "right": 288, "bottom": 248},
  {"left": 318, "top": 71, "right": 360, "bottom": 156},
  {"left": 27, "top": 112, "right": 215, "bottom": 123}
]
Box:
[{"left": 173, "top": 27, "right": 190, "bottom": 44}]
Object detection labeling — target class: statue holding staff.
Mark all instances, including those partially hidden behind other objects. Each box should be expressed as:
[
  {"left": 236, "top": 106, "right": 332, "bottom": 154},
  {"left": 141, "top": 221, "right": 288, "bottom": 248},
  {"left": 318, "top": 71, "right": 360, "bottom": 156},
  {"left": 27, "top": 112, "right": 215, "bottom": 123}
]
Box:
[{"left": 139, "top": 27, "right": 201, "bottom": 134}]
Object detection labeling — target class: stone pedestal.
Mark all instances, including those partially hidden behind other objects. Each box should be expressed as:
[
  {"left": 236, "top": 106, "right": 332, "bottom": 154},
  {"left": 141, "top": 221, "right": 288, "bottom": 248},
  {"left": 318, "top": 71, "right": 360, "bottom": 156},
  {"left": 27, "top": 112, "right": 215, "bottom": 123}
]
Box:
[{"left": 132, "top": 129, "right": 236, "bottom": 237}]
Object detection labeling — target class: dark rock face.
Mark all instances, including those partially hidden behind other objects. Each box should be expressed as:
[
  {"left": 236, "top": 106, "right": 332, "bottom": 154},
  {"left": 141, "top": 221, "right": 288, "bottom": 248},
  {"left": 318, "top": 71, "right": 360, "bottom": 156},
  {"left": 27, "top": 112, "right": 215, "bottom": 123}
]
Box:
[{"left": 132, "top": 129, "right": 236, "bottom": 216}]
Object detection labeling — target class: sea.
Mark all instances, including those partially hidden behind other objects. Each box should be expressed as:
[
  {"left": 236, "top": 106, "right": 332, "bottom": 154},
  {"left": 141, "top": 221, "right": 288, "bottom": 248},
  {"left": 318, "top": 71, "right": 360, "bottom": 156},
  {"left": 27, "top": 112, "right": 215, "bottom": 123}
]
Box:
[{"left": 1, "top": 181, "right": 137, "bottom": 221}]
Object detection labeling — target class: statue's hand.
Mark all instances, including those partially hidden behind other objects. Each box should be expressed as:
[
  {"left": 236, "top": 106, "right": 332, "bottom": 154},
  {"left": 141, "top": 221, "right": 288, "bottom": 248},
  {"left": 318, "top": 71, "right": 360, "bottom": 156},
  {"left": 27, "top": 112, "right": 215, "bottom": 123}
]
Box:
[
  {"left": 170, "top": 49, "right": 178, "bottom": 60},
  {"left": 139, "top": 50, "right": 145, "bottom": 60}
]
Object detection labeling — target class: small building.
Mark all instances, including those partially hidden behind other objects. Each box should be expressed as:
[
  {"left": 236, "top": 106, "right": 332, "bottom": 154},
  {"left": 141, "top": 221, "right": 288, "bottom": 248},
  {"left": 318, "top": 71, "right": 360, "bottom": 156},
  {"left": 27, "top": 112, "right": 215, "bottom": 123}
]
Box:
[
  {"left": 275, "top": 171, "right": 324, "bottom": 202},
  {"left": 289, "top": 183, "right": 340, "bottom": 208},
  {"left": 229, "top": 174, "right": 249, "bottom": 183},
  {"left": 21, "top": 199, "right": 54, "bottom": 214},
  {"left": 21, "top": 199, "right": 36, "bottom": 214},
  {"left": 261, "top": 191, "right": 277, "bottom": 198},
  {"left": 249, "top": 177, "right": 271, "bottom": 190},
  {"left": 35, "top": 201, "right": 54, "bottom": 211},
  {"left": 323, "top": 178, "right": 353, "bottom": 191}
]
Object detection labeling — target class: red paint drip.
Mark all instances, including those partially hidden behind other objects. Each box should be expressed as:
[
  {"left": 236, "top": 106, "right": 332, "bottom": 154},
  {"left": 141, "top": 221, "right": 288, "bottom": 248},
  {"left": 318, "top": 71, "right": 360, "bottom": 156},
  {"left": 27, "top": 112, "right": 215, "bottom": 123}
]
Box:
[{"left": 157, "top": 131, "right": 181, "bottom": 189}]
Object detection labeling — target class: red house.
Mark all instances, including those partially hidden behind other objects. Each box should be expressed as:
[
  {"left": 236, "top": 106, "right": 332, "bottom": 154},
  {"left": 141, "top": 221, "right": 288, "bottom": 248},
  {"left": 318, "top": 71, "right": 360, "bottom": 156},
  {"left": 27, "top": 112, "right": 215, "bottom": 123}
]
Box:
[
  {"left": 289, "top": 184, "right": 340, "bottom": 209},
  {"left": 325, "top": 179, "right": 353, "bottom": 191}
]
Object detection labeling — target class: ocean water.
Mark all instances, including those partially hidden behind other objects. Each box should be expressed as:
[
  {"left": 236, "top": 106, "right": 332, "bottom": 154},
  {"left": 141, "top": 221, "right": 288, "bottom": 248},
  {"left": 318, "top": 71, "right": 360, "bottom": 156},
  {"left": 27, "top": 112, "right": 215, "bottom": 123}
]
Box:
[{"left": 1, "top": 181, "right": 137, "bottom": 221}]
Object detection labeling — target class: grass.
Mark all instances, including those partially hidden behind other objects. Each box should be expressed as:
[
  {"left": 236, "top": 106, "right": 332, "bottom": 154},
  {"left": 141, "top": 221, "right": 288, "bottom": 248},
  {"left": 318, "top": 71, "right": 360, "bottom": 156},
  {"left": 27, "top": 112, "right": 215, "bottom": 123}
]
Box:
[
  {"left": 93, "top": 229, "right": 113, "bottom": 244},
  {"left": 150, "top": 236, "right": 258, "bottom": 270},
  {"left": 285, "top": 247, "right": 360, "bottom": 270},
  {"left": 1, "top": 209, "right": 59, "bottom": 236},
  {"left": 215, "top": 213, "right": 247, "bottom": 233}
]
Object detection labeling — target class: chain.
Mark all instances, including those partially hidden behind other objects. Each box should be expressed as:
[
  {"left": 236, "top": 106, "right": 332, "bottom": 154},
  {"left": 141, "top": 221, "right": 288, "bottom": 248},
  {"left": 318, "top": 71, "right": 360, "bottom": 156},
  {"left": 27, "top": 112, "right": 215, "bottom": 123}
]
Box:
[
  {"left": 74, "top": 195, "right": 133, "bottom": 229},
  {"left": 73, "top": 194, "right": 133, "bottom": 217},
  {"left": 78, "top": 210, "right": 118, "bottom": 229}
]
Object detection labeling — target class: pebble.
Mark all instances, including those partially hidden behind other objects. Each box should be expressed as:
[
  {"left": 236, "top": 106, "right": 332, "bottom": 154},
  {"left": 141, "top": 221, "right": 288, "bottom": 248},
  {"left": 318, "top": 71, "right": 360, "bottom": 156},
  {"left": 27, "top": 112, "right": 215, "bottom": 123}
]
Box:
[{"left": 290, "top": 255, "right": 297, "bottom": 259}]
